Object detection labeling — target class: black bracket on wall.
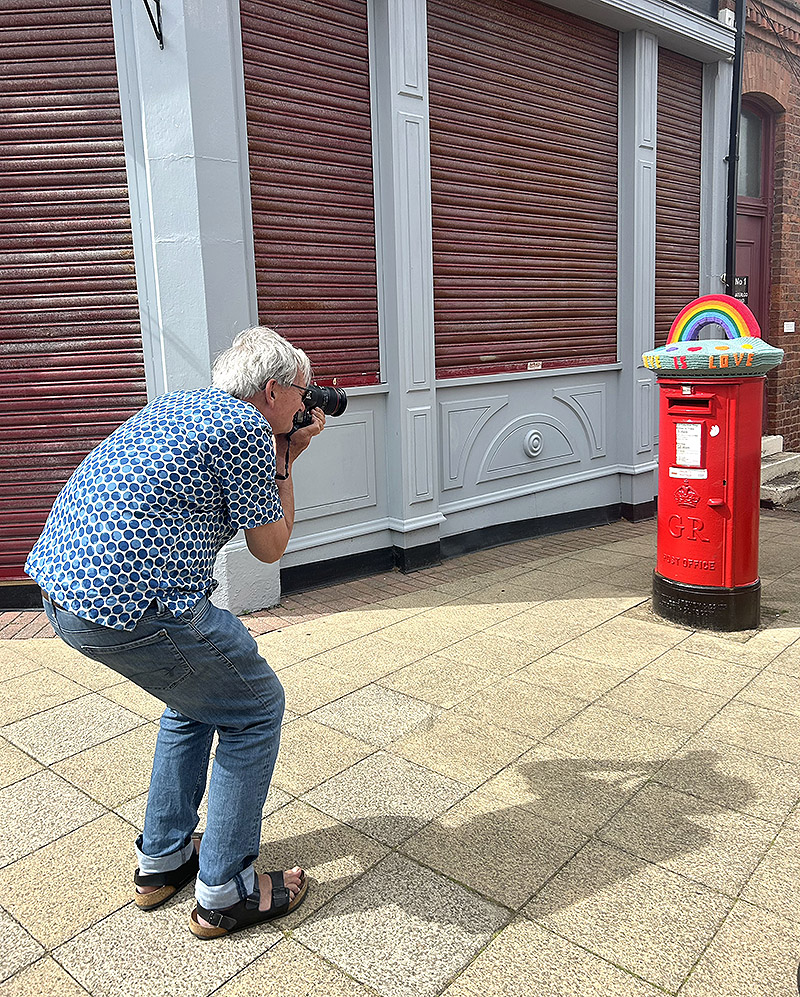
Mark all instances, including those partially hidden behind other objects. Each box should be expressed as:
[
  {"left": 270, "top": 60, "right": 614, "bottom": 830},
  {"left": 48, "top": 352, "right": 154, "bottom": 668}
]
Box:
[{"left": 141, "top": 0, "right": 164, "bottom": 49}]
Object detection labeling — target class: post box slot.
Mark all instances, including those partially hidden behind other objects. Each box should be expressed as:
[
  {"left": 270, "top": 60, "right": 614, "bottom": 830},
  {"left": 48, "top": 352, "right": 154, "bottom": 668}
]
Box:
[{"left": 667, "top": 397, "right": 711, "bottom": 410}]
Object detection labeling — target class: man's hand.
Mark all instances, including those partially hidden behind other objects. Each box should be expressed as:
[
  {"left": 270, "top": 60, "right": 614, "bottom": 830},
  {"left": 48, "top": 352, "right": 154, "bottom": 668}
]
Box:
[
  {"left": 245, "top": 408, "right": 325, "bottom": 564},
  {"left": 276, "top": 407, "right": 326, "bottom": 464}
]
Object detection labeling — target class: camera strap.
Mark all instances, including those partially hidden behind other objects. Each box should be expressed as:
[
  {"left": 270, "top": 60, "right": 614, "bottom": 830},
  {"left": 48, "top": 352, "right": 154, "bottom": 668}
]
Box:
[{"left": 275, "top": 430, "right": 295, "bottom": 481}]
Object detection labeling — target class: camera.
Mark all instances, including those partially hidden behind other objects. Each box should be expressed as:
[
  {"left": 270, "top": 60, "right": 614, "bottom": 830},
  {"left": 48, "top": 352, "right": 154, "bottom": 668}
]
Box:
[{"left": 293, "top": 384, "right": 347, "bottom": 429}]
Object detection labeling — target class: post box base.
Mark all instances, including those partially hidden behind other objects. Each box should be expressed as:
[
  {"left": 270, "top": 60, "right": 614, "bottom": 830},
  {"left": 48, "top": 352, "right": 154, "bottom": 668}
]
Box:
[{"left": 652, "top": 573, "right": 760, "bottom": 631}]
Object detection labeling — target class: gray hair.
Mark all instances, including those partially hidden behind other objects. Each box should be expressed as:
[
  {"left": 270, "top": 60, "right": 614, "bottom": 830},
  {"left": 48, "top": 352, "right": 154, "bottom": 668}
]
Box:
[{"left": 211, "top": 326, "right": 312, "bottom": 399}]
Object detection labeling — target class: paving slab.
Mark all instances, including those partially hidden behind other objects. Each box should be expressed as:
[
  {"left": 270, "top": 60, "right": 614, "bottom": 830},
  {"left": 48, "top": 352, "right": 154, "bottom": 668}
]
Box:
[
  {"left": 401, "top": 786, "right": 587, "bottom": 909},
  {"left": 432, "top": 630, "right": 540, "bottom": 673},
  {"left": 516, "top": 651, "right": 633, "bottom": 700},
  {"left": 51, "top": 724, "right": 158, "bottom": 808},
  {"left": 378, "top": 653, "right": 498, "bottom": 708},
  {"left": 736, "top": 669, "right": 800, "bottom": 717},
  {"left": 558, "top": 616, "right": 685, "bottom": 667},
  {"left": 766, "top": 641, "right": 800, "bottom": 678},
  {"left": 12, "top": 639, "right": 119, "bottom": 690},
  {"left": 655, "top": 733, "right": 800, "bottom": 823},
  {"left": 0, "top": 641, "right": 40, "bottom": 680},
  {"left": 0, "top": 771, "right": 104, "bottom": 868},
  {"left": 701, "top": 700, "right": 800, "bottom": 764},
  {"left": 596, "top": 674, "right": 730, "bottom": 732},
  {"left": 272, "top": 717, "right": 374, "bottom": 796},
  {"left": 214, "top": 938, "right": 379, "bottom": 997},
  {"left": 0, "top": 956, "right": 91, "bottom": 996},
  {"left": 524, "top": 840, "right": 734, "bottom": 992},
  {"left": 0, "top": 907, "right": 44, "bottom": 984},
  {"left": 55, "top": 894, "right": 280, "bottom": 997},
  {"left": 392, "top": 709, "right": 533, "bottom": 788},
  {"left": 740, "top": 826, "right": 800, "bottom": 924},
  {"left": 0, "top": 813, "right": 135, "bottom": 948},
  {"left": 293, "top": 852, "right": 509, "bottom": 997},
  {"left": 278, "top": 659, "right": 367, "bottom": 715},
  {"left": 484, "top": 740, "right": 654, "bottom": 834},
  {"left": 597, "top": 781, "right": 778, "bottom": 895},
  {"left": 542, "top": 703, "right": 691, "bottom": 759},
  {"left": 300, "top": 751, "right": 468, "bottom": 847},
  {"left": 1, "top": 694, "right": 145, "bottom": 766},
  {"left": 679, "top": 901, "right": 800, "bottom": 997},
  {"left": 99, "top": 680, "right": 166, "bottom": 721},
  {"left": 439, "top": 917, "right": 664, "bottom": 997},
  {"left": 638, "top": 647, "right": 759, "bottom": 696},
  {"left": 308, "top": 633, "right": 424, "bottom": 682},
  {"left": 0, "top": 736, "right": 41, "bottom": 790},
  {"left": 309, "top": 684, "right": 439, "bottom": 747},
  {"left": 0, "top": 668, "right": 88, "bottom": 726},
  {"left": 454, "top": 675, "right": 585, "bottom": 739}
]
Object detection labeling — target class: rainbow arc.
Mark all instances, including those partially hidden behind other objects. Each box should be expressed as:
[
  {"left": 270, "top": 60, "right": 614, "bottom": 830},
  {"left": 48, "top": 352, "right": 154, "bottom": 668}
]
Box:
[{"left": 666, "top": 294, "right": 761, "bottom": 344}]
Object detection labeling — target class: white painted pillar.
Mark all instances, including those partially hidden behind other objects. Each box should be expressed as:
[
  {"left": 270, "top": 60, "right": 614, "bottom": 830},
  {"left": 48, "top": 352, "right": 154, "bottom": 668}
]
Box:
[
  {"left": 368, "top": 0, "right": 444, "bottom": 567},
  {"left": 700, "top": 59, "right": 734, "bottom": 296},
  {"left": 617, "top": 30, "right": 660, "bottom": 514},
  {"left": 109, "top": 0, "right": 279, "bottom": 612}
]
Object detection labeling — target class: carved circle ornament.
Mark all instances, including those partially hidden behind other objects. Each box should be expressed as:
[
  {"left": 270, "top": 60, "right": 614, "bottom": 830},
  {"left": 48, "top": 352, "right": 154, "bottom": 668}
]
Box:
[
  {"left": 641, "top": 294, "right": 783, "bottom": 377},
  {"left": 523, "top": 430, "right": 544, "bottom": 458}
]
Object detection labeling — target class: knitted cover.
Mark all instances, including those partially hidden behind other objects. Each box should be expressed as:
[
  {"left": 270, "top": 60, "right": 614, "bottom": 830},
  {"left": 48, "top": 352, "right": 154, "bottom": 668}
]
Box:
[
  {"left": 642, "top": 293, "right": 783, "bottom": 378},
  {"left": 642, "top": 338, "right": 783, "bottom": 377}
]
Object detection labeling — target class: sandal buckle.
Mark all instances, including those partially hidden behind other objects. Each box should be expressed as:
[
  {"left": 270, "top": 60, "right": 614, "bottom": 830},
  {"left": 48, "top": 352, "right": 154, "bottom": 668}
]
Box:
[{"left": 205, "top": 909, "right": 227, "bottom": 928}]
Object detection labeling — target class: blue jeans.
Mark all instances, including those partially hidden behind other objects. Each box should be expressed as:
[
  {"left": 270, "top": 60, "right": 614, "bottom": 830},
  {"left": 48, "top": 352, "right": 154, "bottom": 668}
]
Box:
[{"left": 43, "top": 595, "right": 285, "bottom": 909}]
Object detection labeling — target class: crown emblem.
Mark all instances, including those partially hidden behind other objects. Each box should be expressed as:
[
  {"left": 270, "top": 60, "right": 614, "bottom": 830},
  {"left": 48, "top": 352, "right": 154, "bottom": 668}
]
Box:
[{"left": 675, "top": 480, "right": 700, "bottom": 508}]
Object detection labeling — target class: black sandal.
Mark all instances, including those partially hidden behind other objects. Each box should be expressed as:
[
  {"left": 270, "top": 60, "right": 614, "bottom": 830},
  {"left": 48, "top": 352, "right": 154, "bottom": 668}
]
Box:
[
  {"left": 189, "top": 869, "right": 308, "bottom": 939},
  {"left": 134, "top": 838, "right": 201, "bottom": 911}
]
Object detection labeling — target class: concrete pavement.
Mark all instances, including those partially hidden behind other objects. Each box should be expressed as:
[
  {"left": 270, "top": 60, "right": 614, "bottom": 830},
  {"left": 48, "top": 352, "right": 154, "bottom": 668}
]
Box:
[{"left": 1, "top": 510, "right": 799, "bottom": 996}]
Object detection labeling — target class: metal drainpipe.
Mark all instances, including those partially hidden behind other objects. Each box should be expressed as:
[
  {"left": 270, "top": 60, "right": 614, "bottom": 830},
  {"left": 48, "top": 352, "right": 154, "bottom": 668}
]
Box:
[{"left": 724, "top": 0, "right": 747, "bottom": 297}]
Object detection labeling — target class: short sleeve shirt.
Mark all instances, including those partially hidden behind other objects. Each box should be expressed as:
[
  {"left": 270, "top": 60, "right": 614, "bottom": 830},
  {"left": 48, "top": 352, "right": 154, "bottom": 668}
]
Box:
[{"left": 25, "top": 387, "right": 283, "bottom": 630}]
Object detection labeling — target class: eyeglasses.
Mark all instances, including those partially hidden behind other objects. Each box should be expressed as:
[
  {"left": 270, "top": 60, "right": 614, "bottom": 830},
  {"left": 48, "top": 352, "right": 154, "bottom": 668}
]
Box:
[{"left": 288, "top": 382, "right": 311, "bottom": 400}]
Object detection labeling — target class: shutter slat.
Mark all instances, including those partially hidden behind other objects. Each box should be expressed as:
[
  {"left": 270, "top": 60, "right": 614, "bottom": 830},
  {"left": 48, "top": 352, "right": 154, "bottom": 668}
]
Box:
[
  {"left": 428, "top": 0, "right": 619, "bottom": 378},
  {"left": 0, "top": 0, "right": 146, "bottom": 580},
  {"left": 241, "top": 0, "right": 379, "bottom": 385},
  {"left": 655, "top": 50, "right": 703, "bottom": 346}
]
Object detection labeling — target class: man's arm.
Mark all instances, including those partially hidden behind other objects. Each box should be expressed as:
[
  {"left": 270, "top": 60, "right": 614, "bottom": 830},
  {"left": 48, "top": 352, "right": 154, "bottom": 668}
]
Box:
[{"left": 244, "top": 410, "right": 324, "bottom": 563}]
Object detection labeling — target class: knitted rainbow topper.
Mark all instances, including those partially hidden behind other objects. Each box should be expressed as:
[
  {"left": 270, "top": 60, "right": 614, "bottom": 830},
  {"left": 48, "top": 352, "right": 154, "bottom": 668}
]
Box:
[
  {"left": 667, "top": 294, "right": 761, "bottom": 343},
  {"left": 643, "top": 293, "right": 783, "bottom": 377}
]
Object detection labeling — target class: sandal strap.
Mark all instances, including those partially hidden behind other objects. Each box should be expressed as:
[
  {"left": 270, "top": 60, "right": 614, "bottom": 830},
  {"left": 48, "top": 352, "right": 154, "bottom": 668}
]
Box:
[
  {"left": 195, "top": 871, "right": 294, "bottom": 931},
  {"left": 200, "top": 907, "right": 239, "bottom": 931},
  {"left": 134, "top": 849, "right": 198, "bottom": 889},
  {"left": 266, "top": 870, "right": 291, "bottom": 913}
]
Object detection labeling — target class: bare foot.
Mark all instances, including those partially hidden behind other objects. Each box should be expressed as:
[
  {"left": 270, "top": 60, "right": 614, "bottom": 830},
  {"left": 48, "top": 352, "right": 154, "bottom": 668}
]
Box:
[
  {"left": 195, "top": 867, "right": 304, "bottom": 928},
  {"left": 136, "top": 836, "right": 201, "bottom": 895}
]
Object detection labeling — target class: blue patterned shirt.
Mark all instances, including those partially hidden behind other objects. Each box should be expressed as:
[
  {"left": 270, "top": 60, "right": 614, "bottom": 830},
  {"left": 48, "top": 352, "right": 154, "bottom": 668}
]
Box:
[{"left": 26, "top": 387, "right": 283, "bottom": 630}]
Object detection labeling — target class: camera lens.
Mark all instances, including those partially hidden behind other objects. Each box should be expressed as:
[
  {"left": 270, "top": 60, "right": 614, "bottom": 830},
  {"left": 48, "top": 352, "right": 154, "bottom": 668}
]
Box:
[
  {"left": 292, "top": 384, "right": 348, "bottom": 429},
  {"left": 306, "top": 385, "right": 347, "bottom": 417}
]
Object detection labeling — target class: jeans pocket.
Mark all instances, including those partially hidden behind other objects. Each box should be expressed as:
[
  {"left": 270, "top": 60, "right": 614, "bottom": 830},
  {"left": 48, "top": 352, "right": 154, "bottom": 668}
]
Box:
[{"left": 81, "top": 629, "right": 194, "bottom": 691}]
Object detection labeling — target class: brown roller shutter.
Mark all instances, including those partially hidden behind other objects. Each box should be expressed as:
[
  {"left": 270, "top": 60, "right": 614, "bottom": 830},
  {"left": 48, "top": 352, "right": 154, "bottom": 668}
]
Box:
[
  {"left": 241, "top": 0, "right": 380, "bottom": 385},
  {"left": 428, "top": 0, "right": 619, "bottom": 378},
  {"left": 0, "top": 0, "right": 146, "bottom": 582},
  {"left": 655, "top": 50, "right": 703, "bottom": 346}
]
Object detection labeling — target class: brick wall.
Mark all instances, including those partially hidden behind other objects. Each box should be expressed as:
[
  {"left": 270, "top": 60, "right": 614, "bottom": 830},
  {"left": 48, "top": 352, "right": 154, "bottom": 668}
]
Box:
[{"left": 744, "top": 1, "right": 800, "bottom": 448}]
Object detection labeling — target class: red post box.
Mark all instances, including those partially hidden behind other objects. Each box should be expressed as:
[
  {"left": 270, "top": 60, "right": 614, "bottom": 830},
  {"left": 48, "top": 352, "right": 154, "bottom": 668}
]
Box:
[
  {"left": 653, "top": 377, "right": 762, "bottom": 628},
  {"left": 643, "top": 294, "right": 783, "bottom": 631}
]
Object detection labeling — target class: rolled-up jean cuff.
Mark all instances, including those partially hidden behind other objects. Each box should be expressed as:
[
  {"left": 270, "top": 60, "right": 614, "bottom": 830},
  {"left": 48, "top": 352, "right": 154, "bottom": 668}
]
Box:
[
  {"left": 195, "top": 864, "right": 256, "bottom": 910},
  {"left": 135, "top": 834, "right": 195, "bottom": 875}
]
